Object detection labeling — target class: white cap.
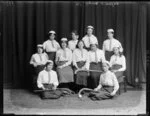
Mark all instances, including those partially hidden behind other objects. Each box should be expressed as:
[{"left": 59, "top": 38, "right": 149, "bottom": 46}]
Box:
[
  {"left": 48, "top": 30, "right": 56, "bottom": 34},
  {"left": 46, "top": 60, "right": 53, "bottom": 65},
  {"left": 102, "top": 61, "right": 110, "bottom": 67},
  {"left": 107, "top": 29, "right": 114, "bottom": 33},
  {"left": 87, "top": 25, "right": 94, "bottom": 29},
  {"left": 37, "top": 44, "right": 43, "bottom": 48},
  {"left": 61, "top": 38, "right": 68, "bottom": 41}
]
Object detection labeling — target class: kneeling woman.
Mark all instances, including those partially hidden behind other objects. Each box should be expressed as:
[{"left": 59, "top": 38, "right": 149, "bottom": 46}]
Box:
[
  {"left": 89, "top": 61, "right": 119, "bottom": 100},
  {"left": 73, "top": 40, "right": 89, "bottom": 91},
  {"left": 110, "top": 46, "right": 126, "bottom": 78},
  {"left": 88, "top": 42, "right": 106, "bottom": 89},
  {"left": 30, "top": 44, "right": 49, "bottom": 89},
  {"left": 37, "top": 60, "right": 59, "bottom": 99},
  {"left": 55, "top": 38, "right": 74, "bottom": 89}
]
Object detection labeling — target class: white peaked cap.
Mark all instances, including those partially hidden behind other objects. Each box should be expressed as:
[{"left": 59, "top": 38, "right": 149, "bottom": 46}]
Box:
[
  {"left": 102, "top": 61, "right": 110, "bottom": 67},
  {"left": 107, "top": 29, "right": 114, "bottom": 33},
  {"left": 87, "top": 25, "right": 94, "bottom": 29},
  {"left": 37, "top": 44, "right": 43, "bottom": 48},
  {"left": 61, "top": 38, "right": 68, "bottom": 41},
  {"left": 49, "top": 30, "right": 56, "bottom": 34},
  {"left": 46, "top": 60, "right": 53, "bottom": 65}
]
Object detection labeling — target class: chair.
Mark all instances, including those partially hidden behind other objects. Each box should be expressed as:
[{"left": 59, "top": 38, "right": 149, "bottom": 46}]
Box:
[{"left": 117, "top": 75, "right": 127, "bottom": 95}]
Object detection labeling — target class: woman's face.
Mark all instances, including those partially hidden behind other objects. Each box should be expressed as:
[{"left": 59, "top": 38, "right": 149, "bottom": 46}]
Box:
[
  {"left": 37, "top": 47, "right": 43, "bottom": 54},
  {"left": 87, "top": 28, "right": 93, "bottom": 35},
  {"left": 113, "top": 47, "right": 119, "bottom": 55},
  {"left": 61, "top": 41, "right": 67, "bottom": 49},
  {"left": 90, "top": 44, "right": 97, "bottom": 51},
  {"left": 49, "top": 34, "right": 55, "bottom": 40},
  {"left": 78, "top": 41, "right": 84, "bottom": 49},
  {"left": 102, "top": 63, "right": 109, "bottom": 72},
  {"left": 107, "top": 32, "right": 113, "bottom": 39},
  {"left": 46, "top": 63, "right": 53, "bottom": 71},
  {"left": 72, "top": 33, "right": 78, "bottom": 40}
]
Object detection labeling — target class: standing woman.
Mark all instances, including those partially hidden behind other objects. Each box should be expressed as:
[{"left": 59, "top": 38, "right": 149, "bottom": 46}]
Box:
[
  {"left": 68, "top": 30, "right": 79, "bottom": 52},
  {"left": 82, "top": 25, "right": 98, "bottom": 50},
  {"left": 102, "top": 29, "right": 123, "bottom": 61},
  {"left": 29, "top": 44, "right": 49, "bottom": 90},
  {"left": 72, "top": 40, "right": 89, "bottom": 91},
  {"left": 55, "top": 38, "right": 74, "bottom": 88},
  {"left": 43, "top": 30, "right": 60, "bottom": 61},
  {"left": 88, "top": 42, "right": 106, "bottom": 89},
  {"left": 110, "top": 46, "right": 126, "bottom": 78}
]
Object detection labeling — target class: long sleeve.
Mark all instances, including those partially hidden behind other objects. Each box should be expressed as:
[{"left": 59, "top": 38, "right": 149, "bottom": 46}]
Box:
[
  {"left": 37, "top": 72, "right": 44, "bottom": 88},
  {"left": 109, "top": 56, "right": 113, "bottom": 67},
  {"left": 29, "top": 55, "right": 35, "bottom": 65},
  {"left": 72, "top": 50, "right": 78, "bottom": 68},
  {"left": 64, "top": 50, "right": 72, "bottom": 66},
  {"left": 56, "top": 42, "right": 61, "bottom": 50},
  {"left": 112, "top": 73, "right": 119, "bottom": 93},
  {"left": 52, "top": 72, "right": 59, "bottom": 87},
  {"left": 85, "top": 52, "right": 90, "bottom": 70},
  {"left": 118, "top": 41, "right": 123, "bottom": 52},
  {"left": 96, "top": 74, "right": 103, "bottom": 89},
  {"left": 117, "top": 56, "right": 126, "bottom": 72},
  {"left": 55, "top": 51, "right": 60, "bottom": 64}
]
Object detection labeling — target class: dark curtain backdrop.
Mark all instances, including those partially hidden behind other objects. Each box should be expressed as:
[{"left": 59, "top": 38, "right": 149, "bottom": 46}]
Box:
[{"left": 2, "top": 1, "right": 147, "bottom": 88}]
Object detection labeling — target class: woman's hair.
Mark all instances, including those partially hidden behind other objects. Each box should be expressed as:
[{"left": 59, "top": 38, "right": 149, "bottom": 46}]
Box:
[
  {"left": 113, "top": 47, "right": 123, "bottom": 57},
  {"left": 71, "top": 30, "right": 79, "bottom": 36},
  {"left": 37, "top": 46, "right": 44, "bottom": 53},
  {"left": 76, "top": 40, "right": 86, "bottom": 49},
  {"left": 60, "top": 40, "right": 68, "bottom": 48}
]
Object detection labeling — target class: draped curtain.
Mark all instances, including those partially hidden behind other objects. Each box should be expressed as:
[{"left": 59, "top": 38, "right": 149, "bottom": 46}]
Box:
[{"left": 2, "top": 1, "right": 147, "bottom": 88}]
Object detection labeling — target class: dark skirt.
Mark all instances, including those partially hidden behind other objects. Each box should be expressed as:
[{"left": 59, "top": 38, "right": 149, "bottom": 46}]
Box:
[
  {"left": 88, "top": 86, "right": 114, "bottom": 100},
  {"left": 57, "top": 61, "right": 74, "bottom": 83},
  {"left": 46, "top": 51, "right": 56, "bottom": 61},
  {"left": 46, "top": 52, "right": 56, "bottom": 70},
  {"left": 75, "top": 61, "right": 88, "bottom": 86},
  {"left": 111, "top": 64, "right": 124, "bottom": 78},
  {"left": 89, "top": 62, "right": 102, "bottom": 89},
  {"left": 105, "top": 51, "right": 114, "bottom": 61}
]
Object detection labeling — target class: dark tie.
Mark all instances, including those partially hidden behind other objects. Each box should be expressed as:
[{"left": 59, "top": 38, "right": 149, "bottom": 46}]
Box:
[
  {"left": 39, "top": 54, "right": 42, "bottom": 62},
  {"left": 95, "top": 51, "right": 98, "bottom": 63},
  {"left": 48, "top": 71, "right": 51, "bottom": 84},
  {"left": 51, "top": 40, "right": 55, "bottom": 48},
  {"left": 109, "top": 39, "right": 112, "bottom": 51},
  {"left": 63, "top": 49, "right": 67, "bottom": 58}
]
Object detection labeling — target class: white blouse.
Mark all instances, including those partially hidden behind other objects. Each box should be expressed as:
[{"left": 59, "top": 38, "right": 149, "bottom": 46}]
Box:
[
  {"left": 37, "top": 70, "right": 59, "bottom": 88},
  {"left": 102, "top": 38, "right": 123, "bottom": 52},
  {"left": 72, "top": 48, "right": 89, "bottom": 69},
  {"left": 55, "top": 48, "right": 72, "bottom": 66},
  {"left": 43, "top": 39, "right": 60, "bottom": 52},
  {"left": 68, "top": 40, "right": 78, "bottom": 51},
  {"left": 88, "top": 49, "right": 106, "bottom": 63},
  {"left": 110, "top": 55, "right": 126, "bottom": 72},
  {"left": 30, "top": 53, "right": 48, "bottom": 66},
  {"left": 82, "top": 34, "right": 98, "bottom": 48},
  {"left": 99, "top": 70, "right": 119, "bottom": 92}
]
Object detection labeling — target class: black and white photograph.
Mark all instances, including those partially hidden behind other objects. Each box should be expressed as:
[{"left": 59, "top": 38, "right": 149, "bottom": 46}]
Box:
[{"left": 2, "top": 1, "right": 148, "bottom": 115}]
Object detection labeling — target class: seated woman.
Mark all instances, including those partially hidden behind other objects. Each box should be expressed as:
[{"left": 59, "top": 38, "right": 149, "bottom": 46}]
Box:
[
  {"left": 72, "top": 40, "right": 89, "bottom": 91},
  {"left": 110, "top": 46, "right": 126, "bottom": 78},
  {"left": 29, "top": 44, "right": 48, "bottom": 90},
  {"left": 37, "top": 60, "right": 59, "bottom": 99},
  {"left": 55, "top": 38, "right": 74, "bottom": 89},
  {"left": 88, "top": 61, "right": 119, "bottom": 100},
  {"left": 88, "top": 42, "right": 106, "bottom": 89}
]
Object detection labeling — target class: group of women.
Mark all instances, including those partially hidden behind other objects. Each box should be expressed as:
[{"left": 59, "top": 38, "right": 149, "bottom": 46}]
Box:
[{"left": 29, "top": 25, "right": 126, "bottom": 100}]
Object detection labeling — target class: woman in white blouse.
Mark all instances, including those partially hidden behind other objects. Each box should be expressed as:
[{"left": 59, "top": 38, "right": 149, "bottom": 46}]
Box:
[
  {"left": 88, "top": 61, "right": 119, "bottom": 100},
  {"left": 55, "top": 38, "right": 74, "bottom": 88},
  {"left": 30, "top": 44, "right": 49, "bottom": 90},
  {"left": 72, "top": 40, "right": 89, "bottom": 91},
  {"left": 110, "top": 46, "right": 126, "bottom": 77},
  {"left": 88, "top": 42, "right": 106, "bottom": 89}
]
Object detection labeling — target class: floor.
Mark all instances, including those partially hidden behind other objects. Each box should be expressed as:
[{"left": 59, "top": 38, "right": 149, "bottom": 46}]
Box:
[{"left": 3, "top": 84, "right": 146, "bottom": 115}]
